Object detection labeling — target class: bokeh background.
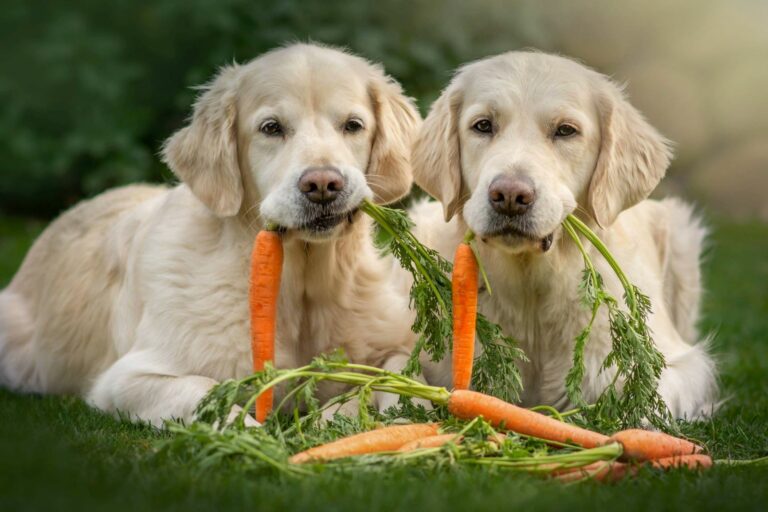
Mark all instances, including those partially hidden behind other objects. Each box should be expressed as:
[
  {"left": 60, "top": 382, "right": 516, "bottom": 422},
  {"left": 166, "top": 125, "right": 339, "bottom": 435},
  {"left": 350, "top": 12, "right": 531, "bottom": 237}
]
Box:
[{"left": 1, "top": 0, "right": 767, "bottom": 220}]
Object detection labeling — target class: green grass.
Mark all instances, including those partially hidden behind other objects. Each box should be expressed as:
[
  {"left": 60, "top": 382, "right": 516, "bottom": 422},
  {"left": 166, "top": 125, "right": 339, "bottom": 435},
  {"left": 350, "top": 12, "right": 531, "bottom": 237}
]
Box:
[{"left": 1, "top": 216, "right": 767, "bottom": 511}]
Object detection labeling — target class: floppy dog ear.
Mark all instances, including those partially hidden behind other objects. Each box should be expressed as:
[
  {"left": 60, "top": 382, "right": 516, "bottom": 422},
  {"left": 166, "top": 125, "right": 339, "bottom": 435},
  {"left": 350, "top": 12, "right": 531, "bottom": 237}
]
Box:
[
  {"left": 162, "top": 65, "right": 244, "bottom": 217},
  {"left": 411, "top": 87, "right": 464, "bottom": 221},
  {"left": 588, "top": 79, "right": 672, "bottom": 227},
  {"left": 367, "top": 74, "right": 421, "bottom": 205}
]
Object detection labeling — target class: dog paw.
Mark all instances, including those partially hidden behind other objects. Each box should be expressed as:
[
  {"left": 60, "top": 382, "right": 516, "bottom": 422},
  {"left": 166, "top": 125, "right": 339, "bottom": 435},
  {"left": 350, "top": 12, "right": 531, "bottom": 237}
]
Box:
[
  {"left": 221, "top": 405, "right": 260, "bottom": 428},
  {"left": 320, "top": 397, "right": 361, "bottom": 423}
]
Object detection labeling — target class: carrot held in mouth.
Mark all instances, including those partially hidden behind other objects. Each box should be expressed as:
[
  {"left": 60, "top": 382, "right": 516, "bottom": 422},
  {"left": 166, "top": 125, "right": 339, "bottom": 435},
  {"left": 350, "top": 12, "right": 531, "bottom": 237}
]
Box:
[
  {"left": 452, "top": 232, "right": 480, "bottom": 390},
  {"left": 249, "top": 225, "right": 283, "bottom": 423}
]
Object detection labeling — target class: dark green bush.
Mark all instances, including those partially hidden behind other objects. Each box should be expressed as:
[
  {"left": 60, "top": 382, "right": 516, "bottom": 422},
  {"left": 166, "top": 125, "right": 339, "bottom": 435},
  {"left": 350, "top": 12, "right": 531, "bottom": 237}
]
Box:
[{"left": 0, "top": 0, "right": 542, "bottom": 216}]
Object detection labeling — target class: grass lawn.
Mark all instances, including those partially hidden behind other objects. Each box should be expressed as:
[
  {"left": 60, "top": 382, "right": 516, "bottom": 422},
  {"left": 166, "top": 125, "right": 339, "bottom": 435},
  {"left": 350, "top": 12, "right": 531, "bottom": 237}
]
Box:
[{"left": 1, "top": 216, "right": 767, "bottom": 511}]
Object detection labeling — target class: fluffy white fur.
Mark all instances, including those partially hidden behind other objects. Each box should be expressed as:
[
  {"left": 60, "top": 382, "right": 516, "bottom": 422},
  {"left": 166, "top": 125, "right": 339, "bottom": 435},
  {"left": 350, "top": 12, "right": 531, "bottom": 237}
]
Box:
[
  {"left": 411, "top": 51, "right": 717, "bottom": 419},
  {"left": 0, "top": 44, "right": 422, "bottom": 427}
]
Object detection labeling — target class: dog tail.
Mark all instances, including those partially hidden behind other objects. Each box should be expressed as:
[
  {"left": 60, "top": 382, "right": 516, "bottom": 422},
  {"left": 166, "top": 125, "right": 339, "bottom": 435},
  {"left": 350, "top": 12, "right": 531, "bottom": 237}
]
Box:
[
  {"left": 662, "top": 334, "right": 720, "bottom": 419},
  {"left": 658, "top": 197, "right": 708, "bottom": 344}
]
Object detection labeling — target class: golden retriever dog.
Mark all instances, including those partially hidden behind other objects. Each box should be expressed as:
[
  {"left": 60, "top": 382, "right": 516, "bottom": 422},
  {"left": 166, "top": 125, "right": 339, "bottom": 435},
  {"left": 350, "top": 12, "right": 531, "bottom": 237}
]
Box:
[
  {"left": 411, "top": 51, "right": 717, "bottom": 419},
  {"left": 0, "top": 44, "right": 421, "bottom": 427}
]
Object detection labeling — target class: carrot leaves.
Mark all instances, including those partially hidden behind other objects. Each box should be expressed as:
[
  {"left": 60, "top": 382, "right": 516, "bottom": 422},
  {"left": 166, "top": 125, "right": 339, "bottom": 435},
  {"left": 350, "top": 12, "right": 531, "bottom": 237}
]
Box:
[
  {"left": 562, "top": 215, "right": 673, "bottom": 431},
  {"left": 361, "top": 199, "right": 525, "bottom": 402}
]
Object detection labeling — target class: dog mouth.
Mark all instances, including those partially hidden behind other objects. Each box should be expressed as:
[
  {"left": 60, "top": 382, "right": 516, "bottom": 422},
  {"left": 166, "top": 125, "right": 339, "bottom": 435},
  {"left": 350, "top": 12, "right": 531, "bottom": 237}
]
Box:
[
  {"left": 483, "top": 226, "right": 555, "bottom": 253},
  {"left": 298, "top": 208, "right": 360, "bottom": 233},
  {"left": 540, "top": 233, "right": 554, "bottom": 252}
]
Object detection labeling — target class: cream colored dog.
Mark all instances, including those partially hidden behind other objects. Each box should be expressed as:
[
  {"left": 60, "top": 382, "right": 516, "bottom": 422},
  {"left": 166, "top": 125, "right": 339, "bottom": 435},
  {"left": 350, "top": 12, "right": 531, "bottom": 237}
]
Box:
[
  {"left": 412, "top": 51, "right": 717, "bottom": 419},
  {"left": 0, "top": 44, "right": 421, "bottom": 427}
]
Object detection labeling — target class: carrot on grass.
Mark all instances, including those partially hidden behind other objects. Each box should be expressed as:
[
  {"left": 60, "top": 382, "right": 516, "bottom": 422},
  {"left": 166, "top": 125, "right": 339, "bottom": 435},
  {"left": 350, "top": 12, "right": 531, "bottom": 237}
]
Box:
[
  {"left": 648, "top": 454, "right": 712, "bottom": 470},
  {"left": 249, "top": 228, "right": 283, "bottom": 423},
  {"left": 451, "top": 237, "right": 479, "bottom": 390},
  {"left": 447, "top": 389, "right": 611, "bottom": 448},
  {"left": 398, "top": 433, "right": 462, "bottom": 452},
  {"left": 554, "top": 461, "right": 631, "bottom": 482},
  {"left": 610, "top": 429, "right": 703, "bottom": 461},
  {"left": 556, "top": 454, "right": 713, "bottom": 483},
  {"left": 290, "top": 423, "right": 440, "bottom": 463}
]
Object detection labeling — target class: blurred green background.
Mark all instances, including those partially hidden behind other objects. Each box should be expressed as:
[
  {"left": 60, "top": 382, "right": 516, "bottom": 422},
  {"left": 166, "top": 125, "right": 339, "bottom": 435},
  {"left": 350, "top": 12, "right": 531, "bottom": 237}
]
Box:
[{"left": 1, "top": 0, "right": 767, "bottom": 219}]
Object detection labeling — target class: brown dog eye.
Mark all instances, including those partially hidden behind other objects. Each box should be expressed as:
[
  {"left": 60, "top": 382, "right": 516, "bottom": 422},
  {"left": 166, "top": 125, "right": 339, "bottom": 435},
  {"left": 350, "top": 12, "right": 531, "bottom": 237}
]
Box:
[
  {"left": 472, "top": 119, "right": 493, "bottom": 135},
  {"left": 260, "top": 120, "right": 283, "bottom": 137},
  {"left": 343, "top": 118, "right": 364, "bottom": 134},
  {"left": 554, "top": 124, "right": 578, "bottom": 138}
]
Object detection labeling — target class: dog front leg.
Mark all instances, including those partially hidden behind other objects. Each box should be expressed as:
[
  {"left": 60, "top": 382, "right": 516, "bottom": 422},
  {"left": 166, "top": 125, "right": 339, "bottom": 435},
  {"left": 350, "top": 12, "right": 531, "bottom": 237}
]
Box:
[{"left": 87, "top": 349, "right": 258, "bottom": 428}]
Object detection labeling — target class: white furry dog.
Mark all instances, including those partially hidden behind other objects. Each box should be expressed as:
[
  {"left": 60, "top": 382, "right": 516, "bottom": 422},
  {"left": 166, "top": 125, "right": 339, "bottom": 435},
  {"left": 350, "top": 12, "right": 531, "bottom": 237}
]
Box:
[
  {"left": 411, "top": 51, "right": 717, "bottom": 419},
  {"left": 0, "top": 44, "right": 421, "bottom": 427}
]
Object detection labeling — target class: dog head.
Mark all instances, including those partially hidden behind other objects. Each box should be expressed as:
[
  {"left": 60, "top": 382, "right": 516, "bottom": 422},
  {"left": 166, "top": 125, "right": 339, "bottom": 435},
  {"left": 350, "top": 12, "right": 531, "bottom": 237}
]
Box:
[
  {"left": 413, "top": 51, "right": 671, "bottom": 254},
  {"left": 163, "top": 43, "right": 420, "bottom": 241}
]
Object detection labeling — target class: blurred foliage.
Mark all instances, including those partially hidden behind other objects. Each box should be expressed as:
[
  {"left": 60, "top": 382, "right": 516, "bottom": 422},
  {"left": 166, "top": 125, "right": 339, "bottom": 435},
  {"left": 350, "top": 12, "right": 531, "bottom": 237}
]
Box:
[
  {"left": 0, "top": 0, "right": 532, "bottom": 216},
  {"left": 1, "top": 0, "right": 766, "bottom": 217}
]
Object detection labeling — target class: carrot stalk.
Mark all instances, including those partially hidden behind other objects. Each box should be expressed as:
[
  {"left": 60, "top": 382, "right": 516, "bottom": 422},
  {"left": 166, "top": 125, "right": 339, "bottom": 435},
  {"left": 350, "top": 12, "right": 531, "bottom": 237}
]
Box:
[
  {"left": 397, "top": 433, "right": 462, "bottom": 452},
  {"left": 452, "top": 235, "right": 479, "bottom": 390},
  {"left": 289, "top": 423, "right": 440, "bottom": 463},
  {"left": 249, "top": 228, "right": 283, "bottom": 423},
  {"left": 447, "top": 389, "right": 610, "bottom": 448},
  {"left": 610, "top": 429, "right": 703, "bottom": 461}
]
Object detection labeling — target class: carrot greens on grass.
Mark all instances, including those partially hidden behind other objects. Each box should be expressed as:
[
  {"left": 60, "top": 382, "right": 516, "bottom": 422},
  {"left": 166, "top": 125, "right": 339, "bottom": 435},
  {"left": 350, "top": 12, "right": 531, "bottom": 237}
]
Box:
[
  {"left": 161, "top": 353, "right": 625, "bottom": 476},
  {"left": 163, "top": 353, "right": 715, "bottom": 478}
]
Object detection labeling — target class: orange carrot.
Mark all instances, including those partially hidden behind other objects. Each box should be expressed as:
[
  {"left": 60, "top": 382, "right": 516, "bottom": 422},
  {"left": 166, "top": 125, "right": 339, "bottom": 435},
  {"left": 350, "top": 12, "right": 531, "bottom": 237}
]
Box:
[
  {"left": 249, "top": 229, "right": 283, "bottom": 423},
  {"left": 452, "top": 241, "right": 479, "bottom": 390},
  {"left": 648, "top": 454, "right": 712, "bottom": 470},
  {"left": 554, "top": 455, "right": 712, "bottom": 483},
  {"left": 553, "top": 461, "right": 631, "bottom": 482},
  {"left": 447, "top": 389, "right": 610, "bottom": 448},
  {"left": 398, "top": 433, "right": 462, "bottom": 452},
  {"left": 610, "top": 429, "right": 703, "bottom": 461},
  {"left": 289, "top": 423, "right": 440, "bottom": 463}
]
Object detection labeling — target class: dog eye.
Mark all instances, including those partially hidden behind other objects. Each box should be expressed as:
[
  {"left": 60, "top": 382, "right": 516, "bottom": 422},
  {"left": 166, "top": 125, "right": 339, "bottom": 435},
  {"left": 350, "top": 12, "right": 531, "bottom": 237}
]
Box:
[
  {"left": 554, "top": 124, "right": 578, "bottom": 138},
  {"left": 472, "top": 119, "right": 493, "bottom": 135},
  {"left": 260, "top": 120, "right": 283, "bottom": 137},
  {"left": 343, "top": 118, "right": 364, "bottom": 134}
]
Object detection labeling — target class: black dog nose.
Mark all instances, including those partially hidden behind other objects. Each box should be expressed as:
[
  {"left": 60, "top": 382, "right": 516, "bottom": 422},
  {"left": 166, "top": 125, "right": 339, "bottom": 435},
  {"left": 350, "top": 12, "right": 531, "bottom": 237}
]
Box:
[
  {"left": 298, "top": 167, "right": 344, "bottom": 205},
  {"left": 488, "top": 175, "right": 536, "bottom": 216}
]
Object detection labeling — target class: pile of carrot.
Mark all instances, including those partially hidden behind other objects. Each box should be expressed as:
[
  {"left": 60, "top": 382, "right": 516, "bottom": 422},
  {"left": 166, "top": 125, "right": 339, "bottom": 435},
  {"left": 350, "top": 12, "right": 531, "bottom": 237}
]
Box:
[
  {"left": 289, "top": 394, "right": 703, "bottom": 461},
  {"left": 288, "top": 400, "right": 711, "bottom": 481},
  {"left": 246, "top": 227, "right": 712, "bottom": 482},
  {"left": 249, "top": 228, "right": 283, "bottom": 422}
]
